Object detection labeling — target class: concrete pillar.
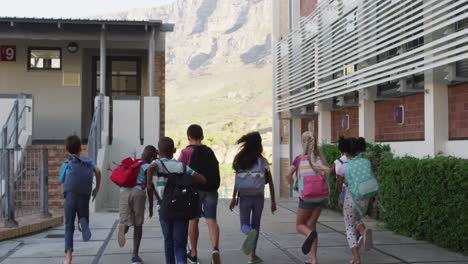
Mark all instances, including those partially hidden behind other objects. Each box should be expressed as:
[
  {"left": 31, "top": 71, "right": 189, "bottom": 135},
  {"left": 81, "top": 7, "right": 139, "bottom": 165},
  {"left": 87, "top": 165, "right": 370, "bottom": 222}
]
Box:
[
  {"left": 148, "top": 26, "right": 156, "bottom": 97},
  {"left": 289, "top": 0, "right": 301, "bottom": 31},
  {"left": 358, "top": 90, "right": 375, "bottom": 142},
  {"left": 423, "top": 2, "right": 448, "bottom": 156},
  {"left": 424, "top": 68, "right": 448, "bottom": 156},
  {"left": 272, "top": 0, "right": 281, "bottom": 201},
  {"left": 99, "top": 28, "right": 106, "bottom": 95},
  {"left": 317, "top": 102, "right": 332, "bottom": 144}
]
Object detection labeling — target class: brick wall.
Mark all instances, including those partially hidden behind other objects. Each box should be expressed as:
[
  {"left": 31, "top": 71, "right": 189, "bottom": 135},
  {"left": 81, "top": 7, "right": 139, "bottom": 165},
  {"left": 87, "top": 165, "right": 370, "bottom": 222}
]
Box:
[
  {"left": 331, "top": 107, "right": 359, "bottom": 142},
  {"left": 280, "top": 158, "right": 291, "bottom": 198},
  {"left": 300, "top": 0, "right": 318, "bottom": 17},
  {"left": 375, "top": 94, "right": 425, "bottom": 142},
  {"left": 449, "top": 84, "right": 468, "bottom": 139},
  {"left": 154, "top": 51, "right": 166, "bottom": 137}
]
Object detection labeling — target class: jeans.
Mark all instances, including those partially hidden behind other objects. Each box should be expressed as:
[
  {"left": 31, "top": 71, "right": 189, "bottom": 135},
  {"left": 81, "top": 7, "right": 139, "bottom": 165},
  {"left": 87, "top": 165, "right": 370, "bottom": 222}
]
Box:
[
  {"left": 239, "top": 195, "right": 264, "bottom": 247},
  {"left": 64, "top": 192, "right": 90, "bottom": 253},
  {"left": 159, "top": 211, "right": 189, "bottom": 264}
]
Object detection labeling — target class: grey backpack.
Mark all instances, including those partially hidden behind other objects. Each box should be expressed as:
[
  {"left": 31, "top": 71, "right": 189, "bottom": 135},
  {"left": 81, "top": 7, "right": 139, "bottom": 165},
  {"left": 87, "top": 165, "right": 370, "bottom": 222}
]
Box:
[{"left": 235, "top": 158, "right": 266, "bottom": 196}]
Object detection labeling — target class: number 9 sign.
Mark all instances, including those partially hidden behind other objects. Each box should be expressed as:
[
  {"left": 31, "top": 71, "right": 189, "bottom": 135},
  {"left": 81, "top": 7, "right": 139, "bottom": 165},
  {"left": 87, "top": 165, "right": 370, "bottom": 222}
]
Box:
[{"left": 1, "top": 46, "right": 16, "bottom": 62}]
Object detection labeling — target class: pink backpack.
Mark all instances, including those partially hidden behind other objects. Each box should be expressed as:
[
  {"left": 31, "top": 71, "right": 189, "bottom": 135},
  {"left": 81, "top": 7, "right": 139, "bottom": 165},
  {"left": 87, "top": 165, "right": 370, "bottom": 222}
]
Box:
[{"left": 297, "top": 156, "right": 329, "bottom": 202}]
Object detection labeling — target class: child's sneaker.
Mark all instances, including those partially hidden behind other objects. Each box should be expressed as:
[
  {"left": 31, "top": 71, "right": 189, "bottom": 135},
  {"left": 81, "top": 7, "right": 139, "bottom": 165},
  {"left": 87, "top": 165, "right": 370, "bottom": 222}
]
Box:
[
  {"left": 242, "top": 229, "right": 257, "bottom": 255},
  {"left": 211, "top": 249, "right": 221, "bottom": 264},
  {"left": 247, "top": 256, "right": 263, "bottom": 264},
  {"left": 187, "top": 254, "right": 198, "bottom": 264},
  {"left": 79, "top": 217, "right": 91, "bottom": 241},
  {"left": 118, "top": 224, "right": 126, "bottom": 247},
  {"left": 363, "top": 229, "right": 373, "bottom": 251},
  {"left": 301, "top": 230, "right": 317, "bottom": 255},
  {"left": 131, "top": 256, "right": 143, "bottom": 264}
]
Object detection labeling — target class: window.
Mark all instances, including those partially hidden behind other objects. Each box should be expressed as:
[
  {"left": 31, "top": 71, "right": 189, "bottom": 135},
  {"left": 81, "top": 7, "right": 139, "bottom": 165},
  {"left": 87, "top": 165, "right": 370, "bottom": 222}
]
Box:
[
  {"left": 28, "top": 48, "right": 61, "bottom": 70},
  {"left": 394, "top": 105, "right": 404, "bottom": 124}
]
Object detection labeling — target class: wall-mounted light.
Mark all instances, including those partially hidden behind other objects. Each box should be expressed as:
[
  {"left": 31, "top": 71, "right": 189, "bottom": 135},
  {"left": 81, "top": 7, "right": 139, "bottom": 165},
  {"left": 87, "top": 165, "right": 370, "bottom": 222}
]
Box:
[
  {"left": 341, "top": 114, "right": 350, "bottom": 130},
  {"left": 67, "top": 42, "right": 79, "bottom": 53},
  {"left": 395, "top": 105, "right": 404, "bottom": 124}
]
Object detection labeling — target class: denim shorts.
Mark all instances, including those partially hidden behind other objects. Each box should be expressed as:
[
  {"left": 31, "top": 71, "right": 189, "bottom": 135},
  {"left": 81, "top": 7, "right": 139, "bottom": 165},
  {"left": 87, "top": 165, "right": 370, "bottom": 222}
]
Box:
[
  {"left": 298, "top": 199, "right": 324, "bottom": 210},
  {"left": 197, "top": 191, "right": 218, "bottom": 219}
]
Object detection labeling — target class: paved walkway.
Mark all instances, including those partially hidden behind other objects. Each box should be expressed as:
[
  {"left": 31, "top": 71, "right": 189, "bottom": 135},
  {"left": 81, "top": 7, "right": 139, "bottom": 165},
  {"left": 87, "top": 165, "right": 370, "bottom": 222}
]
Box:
[{"left": 0, "top": 199, "right": 466, "bottom": 264}]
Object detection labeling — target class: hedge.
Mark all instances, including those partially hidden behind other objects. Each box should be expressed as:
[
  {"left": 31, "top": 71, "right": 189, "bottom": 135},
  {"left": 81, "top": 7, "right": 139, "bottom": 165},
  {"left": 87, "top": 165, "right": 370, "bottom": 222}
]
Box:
[
  {"left": 378, "top": 156, "right": 468, "bottom": 255},
  {"left": 321, "top": 143, "right": 468, "bottom": 254}
]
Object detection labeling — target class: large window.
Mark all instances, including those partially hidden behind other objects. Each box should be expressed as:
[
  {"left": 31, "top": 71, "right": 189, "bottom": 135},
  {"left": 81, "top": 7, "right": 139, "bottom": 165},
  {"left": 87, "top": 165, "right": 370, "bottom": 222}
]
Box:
[{"left": 28, "top": 47, "right": 62, "bottom": 70}]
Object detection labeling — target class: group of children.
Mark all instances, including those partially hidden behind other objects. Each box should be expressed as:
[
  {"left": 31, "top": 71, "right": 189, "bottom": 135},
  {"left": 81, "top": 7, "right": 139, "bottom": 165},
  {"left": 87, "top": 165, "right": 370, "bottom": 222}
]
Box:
[
  {"left": 60, "top": 125, "right": 276, "bottom": 264},
  {"left": 60, "top": 124, "right": 376, "bottom": 264},
  {"left": 286, "top": 132, "right": 376, "bottom": 264}
]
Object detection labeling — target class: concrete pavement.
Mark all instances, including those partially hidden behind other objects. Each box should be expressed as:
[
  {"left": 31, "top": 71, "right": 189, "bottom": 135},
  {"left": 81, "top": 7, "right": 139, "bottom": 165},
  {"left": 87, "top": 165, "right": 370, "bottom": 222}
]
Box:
[{"left": 0, "top": 199, "right": 466, "bottom": 264}]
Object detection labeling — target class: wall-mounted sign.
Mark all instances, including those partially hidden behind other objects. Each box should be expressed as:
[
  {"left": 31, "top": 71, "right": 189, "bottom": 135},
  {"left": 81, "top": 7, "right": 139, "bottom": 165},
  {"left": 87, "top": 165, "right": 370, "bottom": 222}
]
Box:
[{"left": 0, "top": 46, "right": 16, "bottom": 62}]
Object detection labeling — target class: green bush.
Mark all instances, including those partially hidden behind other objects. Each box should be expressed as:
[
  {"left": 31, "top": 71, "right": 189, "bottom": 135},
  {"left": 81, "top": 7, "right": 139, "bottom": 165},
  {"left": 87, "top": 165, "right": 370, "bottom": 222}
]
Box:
[
  {"left": 321, "top": 144, "right": 341, "bottom": 210},
  {"left": 378, "top": 156, "right": 468, "bottom": 254}
]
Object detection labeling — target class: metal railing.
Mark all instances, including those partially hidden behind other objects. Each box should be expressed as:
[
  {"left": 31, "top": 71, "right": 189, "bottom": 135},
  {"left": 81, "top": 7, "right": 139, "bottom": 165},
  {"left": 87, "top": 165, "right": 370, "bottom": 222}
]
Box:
[
  {"left": 0, "top": 93, "right": 31, "bottom": 150},
  {"left": 87, "top": 95, "right": 104, "bottom": 163},
  {"left": 0, "top": 148, "right": 51, "bottom": 227}
]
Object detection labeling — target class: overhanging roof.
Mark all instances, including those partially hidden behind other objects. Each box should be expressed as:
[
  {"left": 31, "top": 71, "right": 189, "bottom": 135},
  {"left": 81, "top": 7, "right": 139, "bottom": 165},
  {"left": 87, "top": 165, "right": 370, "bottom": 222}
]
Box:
[{"left": 0, "top": 17, "right": 162, "bottom": 27}]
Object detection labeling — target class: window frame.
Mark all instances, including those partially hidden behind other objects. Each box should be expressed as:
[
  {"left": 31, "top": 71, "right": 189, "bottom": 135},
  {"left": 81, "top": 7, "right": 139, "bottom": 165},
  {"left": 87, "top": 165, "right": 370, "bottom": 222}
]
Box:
[{"left": 27, "top": 47, "right": 62, "bottom": 71}]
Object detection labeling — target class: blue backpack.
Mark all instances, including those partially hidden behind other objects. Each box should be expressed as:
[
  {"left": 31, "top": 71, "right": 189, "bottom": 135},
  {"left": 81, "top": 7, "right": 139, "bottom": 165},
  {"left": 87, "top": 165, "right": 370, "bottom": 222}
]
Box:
[
  {"left": 62, "top": 156, "right": 95, "bottom": 196},
  {"left": 345, "top": 156, "right": 379, "bottom": 215},
  {"left": 235, "top": 158, "right": 267, "bottom": 196}
]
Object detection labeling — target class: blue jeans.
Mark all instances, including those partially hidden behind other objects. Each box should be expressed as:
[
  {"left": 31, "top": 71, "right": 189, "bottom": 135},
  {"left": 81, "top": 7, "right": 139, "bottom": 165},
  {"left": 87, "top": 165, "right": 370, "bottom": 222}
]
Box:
[
  {"left": 239, "top": 195, "right": 264, "bottom": 247},
  {"left": 64, "top": 192, "right": 90, "bottom": 253},
  {"left": 159, "top": 212, "right": 189, "bottom": 264}
]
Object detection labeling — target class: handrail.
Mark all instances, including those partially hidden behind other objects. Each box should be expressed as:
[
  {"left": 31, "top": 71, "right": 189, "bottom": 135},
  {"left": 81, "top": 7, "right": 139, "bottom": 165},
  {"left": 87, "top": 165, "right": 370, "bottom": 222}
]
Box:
[
  {"left": 87, "top": 94, "right": 104, "bottom": 162},
  {"left": 0, "top": 93, "right": 31, "bottom": 150}
]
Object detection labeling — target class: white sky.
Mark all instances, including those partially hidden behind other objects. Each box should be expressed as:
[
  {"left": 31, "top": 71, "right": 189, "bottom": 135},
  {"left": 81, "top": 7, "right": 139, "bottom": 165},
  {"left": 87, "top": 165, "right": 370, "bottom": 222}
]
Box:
[{"left": 0, "top": 0, "right": 175, "bottom": 19}]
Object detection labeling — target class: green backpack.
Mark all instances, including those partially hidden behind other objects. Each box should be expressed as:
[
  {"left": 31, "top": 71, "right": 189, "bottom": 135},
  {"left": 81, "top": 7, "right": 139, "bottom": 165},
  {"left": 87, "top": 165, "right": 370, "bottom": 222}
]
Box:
[{"left": 345, "top": 156, "right": 379, "bottom": 215}]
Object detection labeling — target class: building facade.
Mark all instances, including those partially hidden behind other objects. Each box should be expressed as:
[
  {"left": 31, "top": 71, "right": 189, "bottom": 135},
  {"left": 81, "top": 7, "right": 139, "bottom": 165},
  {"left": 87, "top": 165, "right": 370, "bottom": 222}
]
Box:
[
  {"left": 272, "top": 0, "right": 468, "bottom": 198},
  {"left": 0, "top": 18, "right": 172, "bottom": 210}
]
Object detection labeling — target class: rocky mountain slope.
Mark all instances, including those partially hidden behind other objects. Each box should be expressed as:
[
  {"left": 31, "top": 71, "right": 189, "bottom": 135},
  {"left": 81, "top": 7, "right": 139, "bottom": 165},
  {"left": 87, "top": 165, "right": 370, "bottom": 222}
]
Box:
[{"left": 100, "top": 0, "right": 273, "bottom": 190}]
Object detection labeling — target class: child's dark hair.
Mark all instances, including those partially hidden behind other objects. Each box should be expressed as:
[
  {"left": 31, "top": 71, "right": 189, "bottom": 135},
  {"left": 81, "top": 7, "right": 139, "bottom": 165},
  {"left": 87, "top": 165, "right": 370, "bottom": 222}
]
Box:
[
  {"left": 342, "top": 137, "right": 367, "bottom": 156},
  {"left": 338, "top": 136, "right": 346, "bottom": 153},
  {"left": 158, "top": 137, "right": 175, "bottom": 155},
  {"left": 65, "top": 135, "right": 81, "bottom": 155},
  {"left": 143, "top": 145, "right": 158, "bottom": 160},
  {"left": 187, "top": 124, "right": 204, "bottom": 140},
  {"left": 233, "top": 131, "right": 263, "bottom": 171}
]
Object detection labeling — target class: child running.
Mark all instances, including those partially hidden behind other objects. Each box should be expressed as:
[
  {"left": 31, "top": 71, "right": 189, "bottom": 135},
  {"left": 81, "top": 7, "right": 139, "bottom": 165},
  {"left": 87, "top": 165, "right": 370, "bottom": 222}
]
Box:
[
  {"left": 179, "top": 124, "right": 221, "bottom": 264},
  {"left": 336, "top": 137, "right": 374, "bottom": 264},
  {"left": 146, "top": 137, "right": 206, "bottom": 264},
  {"left": 117, "top": 145, "right": 158, "bottom": 264},
  {"left": 229, "top": 131, "right": 276, "bottom": 264},
  {"left": 286, "top": 131, "right": 329, "bottom": 264},
  {"left": 60, "top": 135, "right": 101, "bottom": 264}
]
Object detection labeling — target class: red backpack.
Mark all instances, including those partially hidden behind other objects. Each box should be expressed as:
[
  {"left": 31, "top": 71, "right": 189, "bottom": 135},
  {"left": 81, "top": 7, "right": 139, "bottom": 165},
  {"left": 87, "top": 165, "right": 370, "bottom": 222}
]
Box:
[{"left": 110, "top": 157, "right": 144, "bottom": 188}]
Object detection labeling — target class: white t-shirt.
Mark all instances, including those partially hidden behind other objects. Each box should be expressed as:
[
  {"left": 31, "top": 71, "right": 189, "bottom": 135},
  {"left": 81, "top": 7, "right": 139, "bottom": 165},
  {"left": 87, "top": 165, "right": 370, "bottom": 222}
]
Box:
[{"left": 334, "top": 155, "right": 347, "bottom": 177}]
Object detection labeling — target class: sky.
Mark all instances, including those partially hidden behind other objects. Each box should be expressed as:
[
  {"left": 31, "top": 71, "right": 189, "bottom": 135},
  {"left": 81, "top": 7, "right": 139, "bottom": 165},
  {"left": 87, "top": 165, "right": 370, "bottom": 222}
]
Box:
[{"left": 0, "top": 0, "right": 175, "bottom": 18}]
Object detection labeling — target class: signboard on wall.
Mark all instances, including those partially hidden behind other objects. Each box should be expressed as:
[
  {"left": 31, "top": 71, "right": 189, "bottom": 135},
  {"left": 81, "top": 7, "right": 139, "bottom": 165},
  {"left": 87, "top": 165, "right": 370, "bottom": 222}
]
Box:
[{"left": 0, "top": 46, "right": 16, "bottom": 62}]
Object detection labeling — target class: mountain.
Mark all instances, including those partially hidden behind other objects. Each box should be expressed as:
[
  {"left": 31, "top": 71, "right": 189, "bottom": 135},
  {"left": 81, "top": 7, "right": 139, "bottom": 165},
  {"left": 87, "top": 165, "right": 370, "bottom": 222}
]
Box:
[{"left": 98, "top": 0, "right": 273, "bottom": 186}]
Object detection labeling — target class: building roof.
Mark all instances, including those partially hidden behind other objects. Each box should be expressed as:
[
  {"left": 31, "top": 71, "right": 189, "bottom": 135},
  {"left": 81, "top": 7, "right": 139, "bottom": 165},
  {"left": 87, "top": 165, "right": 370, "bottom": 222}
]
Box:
[{"left": 0, "top": 17, "right": 162, "bottom": 27}]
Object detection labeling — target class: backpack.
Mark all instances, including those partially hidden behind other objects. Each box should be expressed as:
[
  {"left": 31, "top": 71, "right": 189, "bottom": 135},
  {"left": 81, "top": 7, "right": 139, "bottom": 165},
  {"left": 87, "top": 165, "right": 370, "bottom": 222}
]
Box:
[
  {"left": 235, "top": 158, "right": 266, "bottom": 196},
  {"left": 297, "top": 156, "right": 329, "bottom": 202},
  {"left": 155, "top": 160, "right": 200, "bottom": 220},
  {"left": 63, "top": 156, "right": 94, "bottom": 196},
  {"left": 110, "top": 157, "right": 145, "bottom": 188},
  {"left": 345, "top": 157, "right": 379, "bottom": 215},
  {"left": 188, "top": 145, "right": 220, "bottom": 192}
]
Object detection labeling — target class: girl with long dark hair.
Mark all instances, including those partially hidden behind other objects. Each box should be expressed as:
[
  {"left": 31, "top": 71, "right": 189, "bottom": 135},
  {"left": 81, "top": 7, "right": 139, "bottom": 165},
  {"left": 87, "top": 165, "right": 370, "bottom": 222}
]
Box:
[{"left": 229, "top": 132, "right": 276, "bottom": 264}]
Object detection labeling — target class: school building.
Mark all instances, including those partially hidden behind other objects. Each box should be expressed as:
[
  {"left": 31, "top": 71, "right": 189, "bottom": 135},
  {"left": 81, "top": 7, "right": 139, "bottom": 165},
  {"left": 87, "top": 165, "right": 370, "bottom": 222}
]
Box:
[
  {"left": 0, "top": 17, "right": 173, "bottom": 211},
  {"left": 271, "top": 0, "right": 468, "bottom": 197}
]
